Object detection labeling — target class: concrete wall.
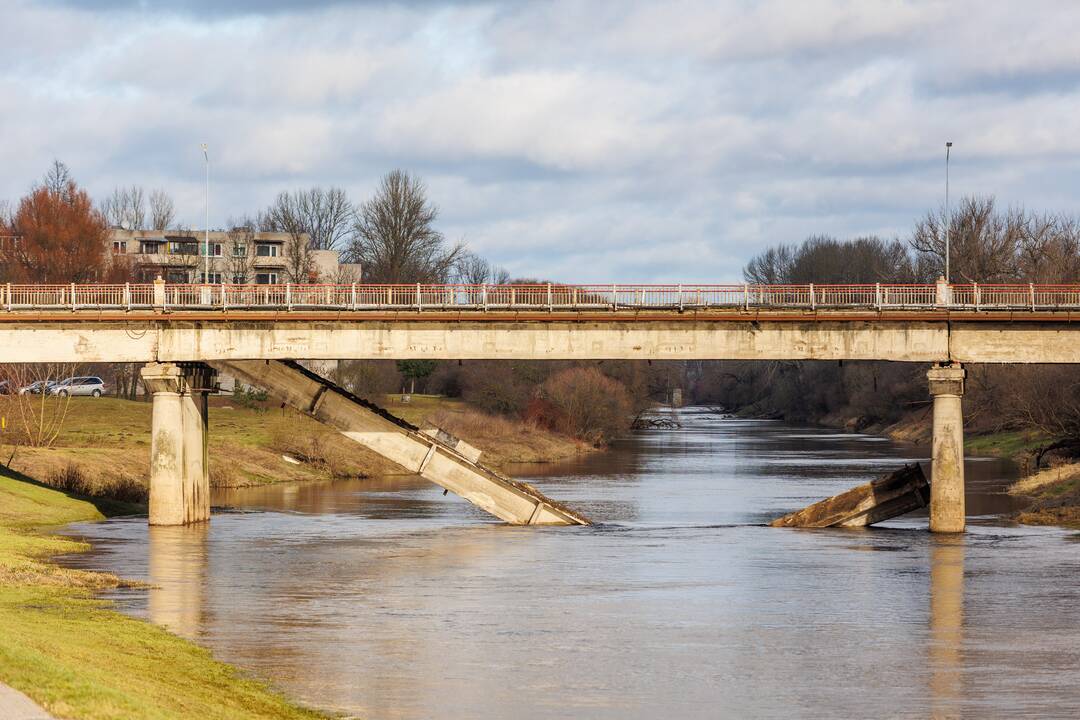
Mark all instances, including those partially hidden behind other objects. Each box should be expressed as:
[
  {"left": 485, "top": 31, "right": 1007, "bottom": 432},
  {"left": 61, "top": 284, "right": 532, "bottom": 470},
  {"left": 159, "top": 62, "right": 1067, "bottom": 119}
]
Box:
[{"left": 2, "top": 317, "right": 1080, "bottom": 364}]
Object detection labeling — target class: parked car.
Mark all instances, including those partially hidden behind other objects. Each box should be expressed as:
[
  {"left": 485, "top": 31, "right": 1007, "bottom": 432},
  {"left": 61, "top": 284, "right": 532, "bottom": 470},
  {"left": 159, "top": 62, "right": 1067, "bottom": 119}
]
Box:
[
  {"left": 49, "top": 377, "right": 105, "bottom": 397},
  {"left": 19, "top": 380, "right": 56, "bottom": 395}
]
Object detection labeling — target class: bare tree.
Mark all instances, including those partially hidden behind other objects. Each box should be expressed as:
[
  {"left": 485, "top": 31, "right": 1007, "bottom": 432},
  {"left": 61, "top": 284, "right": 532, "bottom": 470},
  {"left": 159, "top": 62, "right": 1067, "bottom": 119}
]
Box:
[
  {"left": 259, "top": 195, "right": 315, "bottom": 282},
  {"left": 0, "top": 364, "right": 77, "bottom": 450},
  {"left": 43, "top": 160, "right": 72, "bottom": 196},
  {"left": 347, "top": 170, "right": 464, "bottom": 283},
  {"left": 225, "top": 216, "right": 257, "bottom": 283},
  {"left": 260, "top": 187, "right": 352, "bottom": 251},
  {"left": 455, "top": 251, "right": 511, "bottom": 285},
  {"left": 743, "top": 244, "right": 795, "bottom": 284},
  {"left": 101, "top": 185, "right": 147, "bottom": 230},
  {"left": 911, "top": 196, "right": 1024, "bottom": 283},
  {"left": 149, "top": 189, "right": 176, "bottom": 231}
]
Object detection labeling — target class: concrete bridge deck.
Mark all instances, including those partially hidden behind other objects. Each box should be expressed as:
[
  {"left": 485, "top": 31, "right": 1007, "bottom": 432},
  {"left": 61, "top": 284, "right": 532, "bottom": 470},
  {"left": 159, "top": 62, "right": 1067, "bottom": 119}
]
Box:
[{"left": 3, "top": 282, "right": 1080, "bottom": 364}]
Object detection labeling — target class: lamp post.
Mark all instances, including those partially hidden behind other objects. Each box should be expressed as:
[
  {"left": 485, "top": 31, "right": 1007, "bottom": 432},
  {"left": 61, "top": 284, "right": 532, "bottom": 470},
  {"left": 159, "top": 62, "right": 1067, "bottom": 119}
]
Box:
[
  {"left": 945, "top": 141, "right": 952, "bottom": 283},
  {"left": 201, "top": 143, "right": 209, "bottom": 284}
]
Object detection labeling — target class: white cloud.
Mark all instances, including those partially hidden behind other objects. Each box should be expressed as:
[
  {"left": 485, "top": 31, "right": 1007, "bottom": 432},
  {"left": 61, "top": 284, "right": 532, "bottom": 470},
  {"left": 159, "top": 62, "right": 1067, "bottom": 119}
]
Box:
[{"left": 3, "top": 0, "right": 1080, "bottom": 281}]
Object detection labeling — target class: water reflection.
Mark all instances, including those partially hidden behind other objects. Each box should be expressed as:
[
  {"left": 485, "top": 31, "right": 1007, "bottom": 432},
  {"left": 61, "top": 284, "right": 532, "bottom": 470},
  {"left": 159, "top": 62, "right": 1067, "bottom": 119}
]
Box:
[
  {"left": 148, "top": 523, "right": 208, "bottom": 640},
  {"left": 930, "top": 537, "right": 965, "bottom": 719},
  {"left": 58, "top": 411, "right": 1080, "bottom": 718}
]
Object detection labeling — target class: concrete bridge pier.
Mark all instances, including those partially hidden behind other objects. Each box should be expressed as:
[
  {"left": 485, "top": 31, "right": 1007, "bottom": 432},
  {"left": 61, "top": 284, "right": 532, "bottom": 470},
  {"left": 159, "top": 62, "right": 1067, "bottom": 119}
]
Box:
[
  {"left": 140, "top": 362, "right": 216, "bottom": 526},
  {"left": 928, "top": 364, "right": 966, "bottom": 533}
]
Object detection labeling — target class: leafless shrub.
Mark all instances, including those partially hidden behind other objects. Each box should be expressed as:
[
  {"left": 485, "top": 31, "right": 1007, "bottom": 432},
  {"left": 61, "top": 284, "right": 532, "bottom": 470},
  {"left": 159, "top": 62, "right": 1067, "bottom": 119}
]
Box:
[
  {"left": 47, "top": 462, "right": 147, "bottom": 503},
  {"left": 268, "top": 417, "right": 349, "bottom": 477},
  {"left": 0, "top": 363, "right": 77, "bottom": 448},
  {"left": 535, "top": 367, "right": 632, "bottom": 446}
]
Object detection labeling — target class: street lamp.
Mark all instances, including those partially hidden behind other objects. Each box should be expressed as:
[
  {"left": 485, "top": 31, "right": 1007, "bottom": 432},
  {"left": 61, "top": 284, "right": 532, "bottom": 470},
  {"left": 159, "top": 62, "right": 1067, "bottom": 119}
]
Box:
[
  {"left": 945, "top": 141, "right": 953, "bottom": 283},
  {"left": 201, "top": 143, "right": 209, "bottom": 284}
]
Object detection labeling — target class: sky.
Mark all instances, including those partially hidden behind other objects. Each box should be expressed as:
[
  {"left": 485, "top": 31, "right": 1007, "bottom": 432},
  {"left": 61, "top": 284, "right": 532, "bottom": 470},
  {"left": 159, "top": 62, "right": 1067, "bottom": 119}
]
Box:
[{"left": 3, "top": 0, "right": 1080, "bottom": 282}]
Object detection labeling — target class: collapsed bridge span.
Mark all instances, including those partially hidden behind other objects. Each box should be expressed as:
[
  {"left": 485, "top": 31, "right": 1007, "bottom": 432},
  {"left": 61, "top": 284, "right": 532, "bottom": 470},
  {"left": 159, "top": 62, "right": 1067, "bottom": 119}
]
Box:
[{"left": 210, "top": 360, "right": 589, "bottom": 527}]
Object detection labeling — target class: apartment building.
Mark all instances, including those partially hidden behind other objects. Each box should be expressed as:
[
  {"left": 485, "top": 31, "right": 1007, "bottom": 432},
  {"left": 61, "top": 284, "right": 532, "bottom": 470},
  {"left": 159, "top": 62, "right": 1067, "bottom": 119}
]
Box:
[{"left": 107, "top": 229, "right": 359, "bottom": 284}]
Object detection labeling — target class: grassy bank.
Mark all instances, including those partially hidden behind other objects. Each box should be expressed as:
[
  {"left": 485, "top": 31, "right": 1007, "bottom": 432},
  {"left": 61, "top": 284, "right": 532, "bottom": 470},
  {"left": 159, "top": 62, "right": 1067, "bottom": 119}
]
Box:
[
  {"left": 0, "top": 394, "right": 591, "bottom": 503},
  {"left": 0, "top": 470, "right": 329, "bottom": 719},
  {"left": 384, "top": 394, "right": 593, "bottom": 467},
  {"left": 1008, "top": 462, "right": 1080, "bottom": 528}
]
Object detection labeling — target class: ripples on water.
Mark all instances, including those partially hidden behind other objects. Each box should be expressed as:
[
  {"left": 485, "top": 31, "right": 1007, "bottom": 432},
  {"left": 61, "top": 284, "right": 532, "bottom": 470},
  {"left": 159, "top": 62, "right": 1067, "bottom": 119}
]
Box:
[{"left": 60, "top": 409, "right": 1080, "bottom": 719}]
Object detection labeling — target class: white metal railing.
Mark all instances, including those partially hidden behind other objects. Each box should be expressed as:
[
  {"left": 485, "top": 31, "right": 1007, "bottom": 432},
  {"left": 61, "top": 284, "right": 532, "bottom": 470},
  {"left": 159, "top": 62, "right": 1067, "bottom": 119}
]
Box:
[{"left": 2, "top": 282, "right": 1080, "bottom": 312}]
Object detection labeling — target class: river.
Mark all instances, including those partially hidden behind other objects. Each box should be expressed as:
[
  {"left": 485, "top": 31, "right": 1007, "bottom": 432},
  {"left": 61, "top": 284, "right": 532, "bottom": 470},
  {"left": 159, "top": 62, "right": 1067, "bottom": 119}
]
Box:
[{"left": 60, "top": 409, "right": 1080, "bottom": 718}]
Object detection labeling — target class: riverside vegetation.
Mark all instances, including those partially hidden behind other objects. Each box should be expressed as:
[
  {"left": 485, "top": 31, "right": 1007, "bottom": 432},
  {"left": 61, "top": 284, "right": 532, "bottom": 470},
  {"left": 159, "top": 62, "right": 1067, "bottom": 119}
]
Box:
[{"left": 0, "top": 471, "right": 330, "bottom": 719}]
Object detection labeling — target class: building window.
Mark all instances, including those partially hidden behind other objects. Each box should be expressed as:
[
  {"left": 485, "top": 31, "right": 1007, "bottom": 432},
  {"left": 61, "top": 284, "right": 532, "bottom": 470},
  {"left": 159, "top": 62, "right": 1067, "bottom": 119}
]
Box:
[
  {"left": 256, "top": 243, "right": 280, "bottom": 257},
  {"left": 201, "top": 242, "right": 223, "bottom": 257},
  {"left": 232, "top": 274, "right": 247, "bottom": 284},
  {"left": 111, "top": 241, "right": 127, "bottom": 254},
  {"left": 140, "top": 241, "right": 163, "bottom": 255},
  {"left": 233, "top": 243, "right": 248, "bottom": 257},
  {"left": 165, "top": 270, "right": 190, "bottom": 283},
  {"left": 198, "top": 272, "right": 223, "bottom": 284},
  {"left": 169, "top": 240, "right": 198, "bottom": 256},
  {"left": 255, "top": 272, "right": 279, "bottom": 285}
]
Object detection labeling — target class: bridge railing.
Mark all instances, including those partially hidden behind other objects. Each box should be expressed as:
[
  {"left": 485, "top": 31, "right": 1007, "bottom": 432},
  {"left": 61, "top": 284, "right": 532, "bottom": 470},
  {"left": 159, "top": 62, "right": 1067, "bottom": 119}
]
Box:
[{"left": 6, "top": 282, "right": 1080, "bottom": 312}]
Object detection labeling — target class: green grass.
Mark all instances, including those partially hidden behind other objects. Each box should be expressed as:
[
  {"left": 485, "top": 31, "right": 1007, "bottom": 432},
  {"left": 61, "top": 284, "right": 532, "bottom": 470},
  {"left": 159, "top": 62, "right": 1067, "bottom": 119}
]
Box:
[
  {"left": 0, "top": 472, "right": 330, "bottom": 720},
  {"left": 380, "top": 393, "right": 467, "bottom": 427},
  {"left": 965, "top": 429, "right": 1048, "bottom": 459}
]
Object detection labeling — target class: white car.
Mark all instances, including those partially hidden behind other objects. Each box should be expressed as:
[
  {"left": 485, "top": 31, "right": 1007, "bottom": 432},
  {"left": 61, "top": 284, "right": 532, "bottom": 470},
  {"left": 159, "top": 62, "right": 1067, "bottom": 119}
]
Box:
[{"left": 49, "top": 376, "right": 106, "bottom": 397}]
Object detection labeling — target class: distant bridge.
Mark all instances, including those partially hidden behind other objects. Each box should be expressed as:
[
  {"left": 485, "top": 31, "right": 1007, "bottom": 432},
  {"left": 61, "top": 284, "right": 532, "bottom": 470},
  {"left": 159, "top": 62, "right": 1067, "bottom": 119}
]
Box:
[{"left": 2, "top": 279, "right": 1076, "bottom": 533}]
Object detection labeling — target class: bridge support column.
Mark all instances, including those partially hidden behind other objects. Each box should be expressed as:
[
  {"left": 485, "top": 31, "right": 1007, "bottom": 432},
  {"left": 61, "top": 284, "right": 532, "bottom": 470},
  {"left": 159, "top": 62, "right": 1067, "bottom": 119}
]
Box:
[
  {"left": 140, "top": 362, "right": 215, "bottom": 526},
  {"left": 928, "top": 364, "right": 966, "bottom": 533}
]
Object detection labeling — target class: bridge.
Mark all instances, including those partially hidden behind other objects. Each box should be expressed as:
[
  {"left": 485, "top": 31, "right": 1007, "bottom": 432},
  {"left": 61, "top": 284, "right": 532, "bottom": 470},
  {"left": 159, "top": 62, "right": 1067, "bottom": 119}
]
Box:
[{"left": 4, "top": 278, "right": 1080, "bottom": 533}]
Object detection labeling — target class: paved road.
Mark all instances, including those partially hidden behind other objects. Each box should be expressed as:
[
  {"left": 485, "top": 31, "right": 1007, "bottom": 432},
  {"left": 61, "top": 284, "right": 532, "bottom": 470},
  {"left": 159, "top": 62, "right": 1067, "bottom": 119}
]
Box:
[{"left": 0, "top": 682, "right": 55, "bottom": 719}]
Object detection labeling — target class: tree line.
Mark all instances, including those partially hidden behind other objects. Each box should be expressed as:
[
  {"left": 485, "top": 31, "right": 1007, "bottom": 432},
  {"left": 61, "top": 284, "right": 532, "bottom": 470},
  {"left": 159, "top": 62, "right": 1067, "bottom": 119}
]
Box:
[
  {"left": 1, "top": 161, "right": 506, "bottom": 285},
  {"left": 711, "top": 197, "right": 1080, "bottom": 455}
]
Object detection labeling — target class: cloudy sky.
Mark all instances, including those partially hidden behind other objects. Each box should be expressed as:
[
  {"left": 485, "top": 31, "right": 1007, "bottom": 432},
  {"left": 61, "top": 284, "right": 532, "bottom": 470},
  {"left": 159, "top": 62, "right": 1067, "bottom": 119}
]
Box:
[{"left": 3, "top": 1, "right": 1079, "bottom": 281}]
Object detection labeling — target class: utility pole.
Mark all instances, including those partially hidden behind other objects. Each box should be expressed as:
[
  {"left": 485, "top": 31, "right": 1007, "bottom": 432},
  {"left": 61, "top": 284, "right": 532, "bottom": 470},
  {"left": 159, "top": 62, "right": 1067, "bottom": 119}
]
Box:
[
  {"left": 202, "top": 143, "right": 209, "bottom": 284},
  {"left": 945, "top": 141, "right": 952, "bottom": 283}
]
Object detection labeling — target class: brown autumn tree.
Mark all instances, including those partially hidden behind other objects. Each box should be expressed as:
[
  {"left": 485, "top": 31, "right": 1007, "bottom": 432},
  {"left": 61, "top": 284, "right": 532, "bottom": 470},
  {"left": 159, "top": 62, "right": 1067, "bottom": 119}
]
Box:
[{"left": 2, "top": 163, "right": 115, "bottom": 283}]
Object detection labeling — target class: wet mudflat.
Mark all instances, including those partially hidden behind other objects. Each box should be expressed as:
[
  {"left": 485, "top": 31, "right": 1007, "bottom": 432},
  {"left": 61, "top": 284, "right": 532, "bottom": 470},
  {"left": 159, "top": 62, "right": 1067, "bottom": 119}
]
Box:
[{"left": 60, "top": 410, "right": 1080, "bottom": 718}]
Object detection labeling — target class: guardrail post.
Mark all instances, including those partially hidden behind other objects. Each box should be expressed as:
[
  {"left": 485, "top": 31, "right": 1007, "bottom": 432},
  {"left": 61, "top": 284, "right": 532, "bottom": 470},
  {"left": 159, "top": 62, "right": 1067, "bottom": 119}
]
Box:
[
  {"left": 572, "top": 286, "right": 578, "bottom": 307},
  {"left": 510, "top": 286, "right": 516, "bottom": 307},
  {"left": 220, "top": 281, "right": 227, "bottom": 311},
  {"left": 286, "top": 282, "right": 292, "bottom": 311},
  {"left": 416, "top": 282, "right": 422, "bottom": 311},
  {"left": 809, "top": 283, "right": 816, "bottom": 310},
  {"left": 875, "top": 282, "right": 881, "bottom": 310},
  {"left": 678, "top": 283, "right": 683, "bottom": 311},
  {"left": 1030, "top": 282, "right": 1036, "bottom": 311},
  {"left": 350, "top": 283, "right": 356, "bottom": 310},
  {"left": 3, "top": 283, "right": 9, "bottom": 311},
  {"left": 70, "top": 282, "right": 76, "bottom": 311},
  {"left": 612, "top": 284, "right": 617, "bottom": 311},
  {"left": 743, "top": 283, "right": 749, "bottom": 311},
  {"left": 935, "top": 277, "right": 949, "bottom": 308},
  {"left": 481, "top": 283, "right": 488, "bottom": 311},
  {"left": 547, "top": 282, "right": 553, "bottom": 311},
  {"left": 124, "top": 282, "right": 131, "bottom": 311},
  {"left": 974, "top": 282, "right": 980, "bottom": 311}
]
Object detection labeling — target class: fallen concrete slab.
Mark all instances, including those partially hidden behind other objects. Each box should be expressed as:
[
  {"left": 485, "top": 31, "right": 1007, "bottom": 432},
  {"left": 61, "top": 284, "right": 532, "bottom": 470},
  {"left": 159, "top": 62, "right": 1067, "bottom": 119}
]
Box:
[
  {"left": 212, "top": 360, "right": 590, "bottom": 526},
  {"left": 770, "top": 463, "right": 930, "bottom": 528}
]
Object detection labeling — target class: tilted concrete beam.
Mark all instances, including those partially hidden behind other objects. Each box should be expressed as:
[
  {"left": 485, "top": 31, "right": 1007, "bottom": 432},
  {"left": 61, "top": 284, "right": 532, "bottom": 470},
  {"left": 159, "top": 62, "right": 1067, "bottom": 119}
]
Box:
[{"left": 211, "top": 359, "right": 589, "bottom": 526}]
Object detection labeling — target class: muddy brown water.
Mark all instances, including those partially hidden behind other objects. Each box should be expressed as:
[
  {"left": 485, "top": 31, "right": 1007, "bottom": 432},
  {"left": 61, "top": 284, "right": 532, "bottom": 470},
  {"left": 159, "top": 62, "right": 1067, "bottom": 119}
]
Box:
[{"left": 60, "top": 409, "right": 1080, "bottom": 718}]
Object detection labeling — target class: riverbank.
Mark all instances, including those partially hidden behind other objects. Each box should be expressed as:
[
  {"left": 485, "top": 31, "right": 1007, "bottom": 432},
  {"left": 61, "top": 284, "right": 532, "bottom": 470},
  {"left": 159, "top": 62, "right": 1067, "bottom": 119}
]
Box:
[
  {"left": 778, "top": 405, "right": 1080, "bottom": 527},
  {"left": 0, "top": 470, "right": 329, "bottom": 719},
  {"left": 1007, "top": 462, "right": 1080, "bottom": 527},
  {"left": 0, "top": 395, "right": 593, "bottom": 505}
]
